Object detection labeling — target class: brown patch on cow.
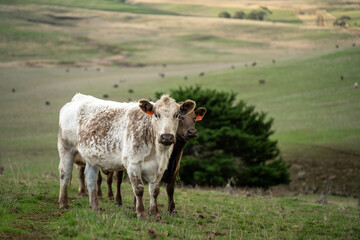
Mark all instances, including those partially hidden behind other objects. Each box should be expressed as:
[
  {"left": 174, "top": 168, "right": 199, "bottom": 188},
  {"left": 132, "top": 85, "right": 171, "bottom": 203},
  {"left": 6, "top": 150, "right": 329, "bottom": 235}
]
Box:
[
  {"left": 78, "top": 107, "right": 125, "bottom": 150},
  {"left": 126, "top": 108, "right": 154, "bottom": 151}
]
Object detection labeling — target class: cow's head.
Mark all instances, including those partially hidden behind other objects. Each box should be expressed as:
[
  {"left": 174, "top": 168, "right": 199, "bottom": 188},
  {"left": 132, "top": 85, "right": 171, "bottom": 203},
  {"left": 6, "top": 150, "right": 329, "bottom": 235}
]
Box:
[
  {"left": 177, "top": 107, "right": 207, "bottom": 141},
  {"left": 139, "top": 95, "right": 195, "bottom": 146}
]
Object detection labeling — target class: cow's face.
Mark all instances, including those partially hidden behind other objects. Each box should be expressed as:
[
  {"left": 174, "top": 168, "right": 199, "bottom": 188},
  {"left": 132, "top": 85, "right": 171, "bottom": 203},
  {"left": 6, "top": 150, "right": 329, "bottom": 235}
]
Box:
[
  {"left": 139, "top": 95, "right": 195, "bottom": 146},
  {"left": 177, "top": 107, "right": 207, "bottom": 141}
]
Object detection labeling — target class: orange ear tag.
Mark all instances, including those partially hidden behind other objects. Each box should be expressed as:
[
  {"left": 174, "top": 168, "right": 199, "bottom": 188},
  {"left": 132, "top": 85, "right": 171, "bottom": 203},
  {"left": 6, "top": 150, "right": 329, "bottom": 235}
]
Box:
[
  {"left": 196, "top": 115, "right": 202, "bottom": 121},
  {"left": 147, "top": 110, "right": 154, "bottom": 115}
]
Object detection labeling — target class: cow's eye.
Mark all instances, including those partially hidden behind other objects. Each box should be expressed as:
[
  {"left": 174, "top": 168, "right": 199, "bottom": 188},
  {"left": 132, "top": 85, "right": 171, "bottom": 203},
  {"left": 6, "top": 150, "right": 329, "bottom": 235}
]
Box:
[{"left": 154, "top": 113, "right": 161, "bottom": 119}]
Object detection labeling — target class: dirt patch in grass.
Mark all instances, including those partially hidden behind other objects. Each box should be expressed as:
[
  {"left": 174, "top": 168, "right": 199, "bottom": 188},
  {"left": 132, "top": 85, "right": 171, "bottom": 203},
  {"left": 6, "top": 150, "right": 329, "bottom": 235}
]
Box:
[{"left": 284, "top": 143, "right": 360, "bottom": 197}]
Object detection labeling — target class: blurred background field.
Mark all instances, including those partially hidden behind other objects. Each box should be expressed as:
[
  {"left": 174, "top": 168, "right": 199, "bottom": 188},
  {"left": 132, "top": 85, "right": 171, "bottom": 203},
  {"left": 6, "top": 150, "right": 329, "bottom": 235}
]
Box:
[{"left": 0, "top": 0, "right": 359, "bottom": 239}]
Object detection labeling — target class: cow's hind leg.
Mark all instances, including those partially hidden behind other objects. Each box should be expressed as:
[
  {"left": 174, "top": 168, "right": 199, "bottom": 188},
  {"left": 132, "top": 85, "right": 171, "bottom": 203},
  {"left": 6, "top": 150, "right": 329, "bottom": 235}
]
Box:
[
  {"left": 76, "top": 165, "right": 87, "bottom": 197},
  {"left": 114, "top": 171, "right": 124, "bottom": 206},
  {"left": 58, "top": 139, "right": 77, "bottom": 209},
  {"left": 105, "top": 171, "right": 114, "bottom": 200},
  {"left": 85, "top": 163, "right": 101, "bottom": 211},
  {"left": 149, "top": 182, "right": 161, "bottom": 221},
  {"left": 96, "top": 171, "right": 103, "bottom": 198}
]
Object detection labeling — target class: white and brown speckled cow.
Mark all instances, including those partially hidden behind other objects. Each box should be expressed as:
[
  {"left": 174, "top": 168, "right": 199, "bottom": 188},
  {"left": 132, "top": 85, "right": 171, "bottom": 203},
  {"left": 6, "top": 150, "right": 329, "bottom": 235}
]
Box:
[{"left": 57, "top": 93, "right": 195, "bottom": 220}]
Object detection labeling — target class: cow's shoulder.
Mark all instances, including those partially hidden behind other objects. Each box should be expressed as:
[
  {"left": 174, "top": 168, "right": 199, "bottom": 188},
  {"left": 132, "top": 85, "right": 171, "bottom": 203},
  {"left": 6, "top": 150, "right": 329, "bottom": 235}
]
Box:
[{"left": 126, "top": 107, "right": 154, "bottom": 151}]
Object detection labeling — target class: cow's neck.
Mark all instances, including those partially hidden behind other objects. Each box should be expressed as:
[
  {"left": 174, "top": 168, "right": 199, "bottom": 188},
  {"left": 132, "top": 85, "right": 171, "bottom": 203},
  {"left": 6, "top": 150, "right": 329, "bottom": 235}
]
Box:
[{"left": 162, "top": 137, "right": 187, "bottom": 183}]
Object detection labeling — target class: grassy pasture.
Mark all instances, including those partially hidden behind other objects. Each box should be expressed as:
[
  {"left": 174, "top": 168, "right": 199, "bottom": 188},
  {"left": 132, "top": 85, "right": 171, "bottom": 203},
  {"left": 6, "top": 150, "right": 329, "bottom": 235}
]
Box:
[
  {"left": 1, "top": 0, "right": 360, "bottom": 238},
  {"left": 143, "top": 3, "right": 303, "bottom": 24}
]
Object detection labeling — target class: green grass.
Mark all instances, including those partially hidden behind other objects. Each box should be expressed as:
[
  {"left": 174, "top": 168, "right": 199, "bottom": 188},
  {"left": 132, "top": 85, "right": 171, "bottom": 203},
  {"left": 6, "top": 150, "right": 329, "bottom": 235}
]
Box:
[
  {"left": 0, "top": 0, "right": 179, "bottom": 16},
  {"left": 0, "top": 172, "right": 359, "bottom": 239}
]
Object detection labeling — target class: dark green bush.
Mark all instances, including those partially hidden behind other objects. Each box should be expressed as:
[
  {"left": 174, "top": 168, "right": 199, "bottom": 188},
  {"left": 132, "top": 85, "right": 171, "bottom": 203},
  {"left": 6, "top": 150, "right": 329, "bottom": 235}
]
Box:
[
  {"left": 246, "top": 10, "right": 266, "bottom": 20},
  {"left": 156, "top": 86, "right": 290, "bottom": 187},
  {"left": 233, "top": 11, "right": 246, "bottom": 19},
  {"left": 218, "top": 11, "right": 231, "bottom": 18}
]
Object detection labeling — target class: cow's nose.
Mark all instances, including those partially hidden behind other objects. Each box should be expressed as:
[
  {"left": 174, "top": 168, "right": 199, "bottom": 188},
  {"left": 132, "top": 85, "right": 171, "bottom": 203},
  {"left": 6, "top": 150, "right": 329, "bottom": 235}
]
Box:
[
  {"left": 186, "top": 128, "right": 198, "bottom": 138},
  {"left": 159, "top": 134, "right": 175, "bottom": 146}
]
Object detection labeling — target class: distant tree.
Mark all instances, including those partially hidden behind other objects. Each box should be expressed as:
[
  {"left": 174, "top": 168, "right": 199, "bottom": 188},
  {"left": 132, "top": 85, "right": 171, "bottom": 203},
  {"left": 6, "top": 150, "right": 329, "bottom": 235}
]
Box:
[
  {"left": 218, "top": 11, "right": 231, "bottom": 18},
  {"left": 233, "top": 11, "right": 246, "bottom": 19},
  {"left": 156, "top": 86, "right": 290, "bottom": 188},
  {"left": 247, "top": 10, "right": 267, "bottom": 21},
  {"left": 333, "top": 16, "right": 351, "bottom": 27}
]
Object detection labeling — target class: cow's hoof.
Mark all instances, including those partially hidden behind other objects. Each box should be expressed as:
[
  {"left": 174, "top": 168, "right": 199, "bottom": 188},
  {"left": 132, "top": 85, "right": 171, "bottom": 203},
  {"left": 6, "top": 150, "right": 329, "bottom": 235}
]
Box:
[
  {"left": 79, "top": 192, "right": 88, "bottom": 197},
  {"left": 59, "top": 204, "right": 69, "bottom": 210},
  {"left": 114, "top": 202, "right": 122, "bottom": 207},
  {"left": 170, "top": 210, "right": 178, "bottom": 216},
  {"left": 154, "top": 215, "right": 162, "bottom": 222}
]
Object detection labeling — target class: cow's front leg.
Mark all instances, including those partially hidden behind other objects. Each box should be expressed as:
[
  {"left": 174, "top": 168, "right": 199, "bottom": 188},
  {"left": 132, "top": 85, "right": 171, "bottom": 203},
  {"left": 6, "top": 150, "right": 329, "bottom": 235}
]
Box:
[
  {"left": 85, "top": 163, "right": 101, "bottom": 211},
  {"left": 149, "top": 182, "right": 161, "bottom": 221},
  {"left": 166, "top": 174, "right": 177, "bottom": 215},
  {"left": 128, "top": 167, "right": 146, "bottom": 219}
]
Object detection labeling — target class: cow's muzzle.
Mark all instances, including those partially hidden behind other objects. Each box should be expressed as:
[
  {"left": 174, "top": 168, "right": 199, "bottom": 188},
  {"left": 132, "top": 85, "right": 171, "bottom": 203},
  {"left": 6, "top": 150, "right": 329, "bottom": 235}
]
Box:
[
  {"left": 186, "top": 128, "right": 198, "bottom": 139},
  {"left": 159, "top": 134, "right": 175, "bottom": 146}
]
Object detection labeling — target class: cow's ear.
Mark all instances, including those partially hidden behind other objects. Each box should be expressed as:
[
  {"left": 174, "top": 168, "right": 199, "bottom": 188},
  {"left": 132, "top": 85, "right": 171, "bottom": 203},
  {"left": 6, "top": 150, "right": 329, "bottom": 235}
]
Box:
[
  {"left": 195, "top": 107, "right": 207, "bottom": 121},
  {"left": 139, "top": 99, "right": 154, "bottom": 115},
  {"left": 179, "top": 100, "right": 196, "bottom": 115}
]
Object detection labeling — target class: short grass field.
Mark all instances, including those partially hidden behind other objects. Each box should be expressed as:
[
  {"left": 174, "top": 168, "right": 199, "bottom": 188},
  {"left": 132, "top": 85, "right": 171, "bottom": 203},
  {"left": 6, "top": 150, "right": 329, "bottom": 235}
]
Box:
[{"left": 0, "top": 0, "right": 360, "bottom": 239}]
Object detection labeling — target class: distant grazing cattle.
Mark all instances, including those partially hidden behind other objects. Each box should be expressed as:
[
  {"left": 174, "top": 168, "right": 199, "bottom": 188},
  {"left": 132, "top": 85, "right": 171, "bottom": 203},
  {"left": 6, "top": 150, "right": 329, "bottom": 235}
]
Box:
[
  {"left": 113, "top": 84, "right": 118, "bottom": 88},
  {"left": 45, "top": 101, "right": 50, "bottom": 106},
  {"left": 259, "top": 79, "right": 266, "bottom": 85},
  {"left": 252, "top": 62, "right": 257, "bottom": 67},
  {"left": 272, "top": 59, "right": 276, "bottom": 63},
  {"left": 353, "top": 43, "right": 356, "bottom": 47},
  {"left": 58, "top": 94, "right": 195, "bottom": 220},
  {"left": 199, "top": 72, "right": 205, "bottom": 77},
  {"left": 336, "top": 45, "right": 339, "bottom": 48},
  {"left": 103, "top": 94, "right": 109, "bottom": 98},
  {"left": 159, "top": 73, "right": 165, "bottom": 78},
  {"left": 340, "top": 75, "right": 344, "bottom": 80},
  {"left": 354, "top": 82, "right": 358, "bottom": 88},
  {"left": 128, "top": 89, "right": 134, "bottom": 93},
  {"left": 74, "top": 107, "right": 207, "bottom": 213},
  {"left": 12, "top": 88, "right": 15, "bottom": 93}
]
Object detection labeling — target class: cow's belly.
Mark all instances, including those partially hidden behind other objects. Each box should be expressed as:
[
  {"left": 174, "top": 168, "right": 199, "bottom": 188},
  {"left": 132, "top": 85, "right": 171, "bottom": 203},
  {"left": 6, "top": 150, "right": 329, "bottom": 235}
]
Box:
[{"left": 78, "top": 149, "right": 125, "bottom": 171}]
